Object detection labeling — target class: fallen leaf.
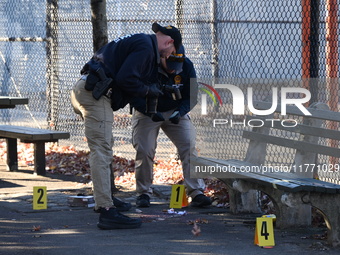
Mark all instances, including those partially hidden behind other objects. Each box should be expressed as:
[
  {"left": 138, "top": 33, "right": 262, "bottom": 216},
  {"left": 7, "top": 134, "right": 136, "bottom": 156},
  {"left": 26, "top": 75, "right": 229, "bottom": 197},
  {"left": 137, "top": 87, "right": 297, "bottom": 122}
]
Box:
[
  {"left": 32, "top": 225, "right": 41, "bottom": 231},
  {"left": 191, "top": 223, "right": 201, "bottom": 236}
]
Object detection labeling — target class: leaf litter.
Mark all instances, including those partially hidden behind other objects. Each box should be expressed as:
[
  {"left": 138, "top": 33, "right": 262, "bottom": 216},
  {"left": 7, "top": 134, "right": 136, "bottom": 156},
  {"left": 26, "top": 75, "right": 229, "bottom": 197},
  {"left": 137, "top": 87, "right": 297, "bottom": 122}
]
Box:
[{"left": 0, "top": 141, "right": 230, "bottom": 206}]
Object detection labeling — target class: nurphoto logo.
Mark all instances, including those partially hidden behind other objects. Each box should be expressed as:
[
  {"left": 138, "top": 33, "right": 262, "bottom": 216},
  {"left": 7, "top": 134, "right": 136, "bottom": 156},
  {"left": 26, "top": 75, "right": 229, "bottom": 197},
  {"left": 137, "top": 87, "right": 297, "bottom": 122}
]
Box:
[{"left": 199, "top": 83, "right": 312, "bottom": 128}]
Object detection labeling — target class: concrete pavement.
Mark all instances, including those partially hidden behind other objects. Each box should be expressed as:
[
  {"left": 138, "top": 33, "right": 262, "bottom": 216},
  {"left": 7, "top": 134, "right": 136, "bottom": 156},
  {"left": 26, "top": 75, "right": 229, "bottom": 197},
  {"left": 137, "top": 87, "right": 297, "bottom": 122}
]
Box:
[{"left": 1, "top": 165, "right": 339, "bottom": 255}]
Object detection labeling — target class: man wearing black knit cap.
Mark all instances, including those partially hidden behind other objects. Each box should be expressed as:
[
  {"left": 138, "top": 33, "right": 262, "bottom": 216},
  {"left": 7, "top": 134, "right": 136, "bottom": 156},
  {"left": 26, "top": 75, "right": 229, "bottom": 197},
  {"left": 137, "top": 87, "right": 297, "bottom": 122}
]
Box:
[{"left": 71, "top": 22, "right": 182, "bottom": 230}]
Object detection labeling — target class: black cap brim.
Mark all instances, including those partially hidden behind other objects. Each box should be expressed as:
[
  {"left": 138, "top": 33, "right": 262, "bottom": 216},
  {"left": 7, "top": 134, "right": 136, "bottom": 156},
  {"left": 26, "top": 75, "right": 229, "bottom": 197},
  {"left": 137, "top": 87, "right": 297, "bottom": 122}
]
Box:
[
  {"left": 152, "top": 22, "right": 182, "bottom": 51},
  {"left": 152, "top": 23, "right": 162, "bottom": 33}
]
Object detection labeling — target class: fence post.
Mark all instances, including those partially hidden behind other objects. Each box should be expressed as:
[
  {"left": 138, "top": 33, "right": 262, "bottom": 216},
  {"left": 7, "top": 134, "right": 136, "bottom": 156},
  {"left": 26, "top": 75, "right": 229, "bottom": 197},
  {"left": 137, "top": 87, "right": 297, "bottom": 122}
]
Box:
[
  {"left": 46, "top": 0, "right": 59, "bottom": 129},
  {"left": 90, "top": 0, "right": 108, "bottom": 52},
  {"left": 302, "top": 0, "right": 320, "bottom": 104},
  {"left": 211, "top": 0, "right": 218, "bottom": 79},
  {"left": 325, "top": 0, "right": 339, "bottom": 111},
  {"left": 175, "top": 0, "right": 184, "bottom": 33},
  {"left": 309, "top": 0, "right": 320, "bottom": 104}
]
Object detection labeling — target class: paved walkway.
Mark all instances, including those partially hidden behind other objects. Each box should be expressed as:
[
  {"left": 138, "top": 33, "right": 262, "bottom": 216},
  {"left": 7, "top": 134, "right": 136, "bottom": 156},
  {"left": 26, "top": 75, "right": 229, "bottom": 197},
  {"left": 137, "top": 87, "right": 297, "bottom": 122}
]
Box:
[{"left": 1, "top": 165, "right": 339, "bottom": 255}]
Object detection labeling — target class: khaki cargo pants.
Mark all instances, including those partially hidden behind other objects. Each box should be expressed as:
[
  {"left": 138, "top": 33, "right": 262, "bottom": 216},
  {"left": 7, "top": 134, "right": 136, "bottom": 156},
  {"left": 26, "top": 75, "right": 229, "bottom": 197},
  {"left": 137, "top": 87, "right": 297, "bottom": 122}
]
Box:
[
  {"left": 70, "top": 78, "right": 114, "bottom": 210},
  {"left": 132, "top": 110, "right": 205, "bottom": 199}
]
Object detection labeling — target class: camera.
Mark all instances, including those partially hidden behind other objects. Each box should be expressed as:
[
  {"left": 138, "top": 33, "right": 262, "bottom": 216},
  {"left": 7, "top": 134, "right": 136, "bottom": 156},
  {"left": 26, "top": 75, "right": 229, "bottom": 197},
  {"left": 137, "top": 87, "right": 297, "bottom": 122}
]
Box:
[
  {"left": 146, "top": 83, "right": 182, "bottom": 114},
  {"left": 162, "top": 84, "right": 182, "bottom": 100},
  {"left": 146, "top": 83, "right": 162, "bottom": 114}
]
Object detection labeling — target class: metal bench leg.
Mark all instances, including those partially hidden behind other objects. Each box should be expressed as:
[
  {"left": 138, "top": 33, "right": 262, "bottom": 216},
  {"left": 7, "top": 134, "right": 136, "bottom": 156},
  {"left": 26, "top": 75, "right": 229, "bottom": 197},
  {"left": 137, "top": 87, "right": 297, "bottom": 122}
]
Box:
[
  {"left": 308, "top": 193, "right": 340, "bottom": 247},
  {"left": 6, "top": 138, "right": 18, "bottom": 171},
  {"left": 34, "top": 141, "right": 46, "bottom": 176}
]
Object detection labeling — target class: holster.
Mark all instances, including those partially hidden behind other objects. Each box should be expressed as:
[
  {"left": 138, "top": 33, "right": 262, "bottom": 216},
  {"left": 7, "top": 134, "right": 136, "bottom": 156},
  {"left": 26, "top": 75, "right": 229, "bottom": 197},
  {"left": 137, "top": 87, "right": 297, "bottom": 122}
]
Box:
[{"left": 84, "top": 72, "right": 100, "bottom": 91}]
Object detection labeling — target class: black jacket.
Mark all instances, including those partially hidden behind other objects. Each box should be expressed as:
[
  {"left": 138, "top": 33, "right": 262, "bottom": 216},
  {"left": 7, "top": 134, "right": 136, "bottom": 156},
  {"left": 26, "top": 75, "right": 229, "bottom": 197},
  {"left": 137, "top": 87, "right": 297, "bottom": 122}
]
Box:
[
  {"left": 82, "top": 33, "right": 159, "bottom": 97},
  {"left": 130, "top": 57, "right": 198, "bottom": 116}
]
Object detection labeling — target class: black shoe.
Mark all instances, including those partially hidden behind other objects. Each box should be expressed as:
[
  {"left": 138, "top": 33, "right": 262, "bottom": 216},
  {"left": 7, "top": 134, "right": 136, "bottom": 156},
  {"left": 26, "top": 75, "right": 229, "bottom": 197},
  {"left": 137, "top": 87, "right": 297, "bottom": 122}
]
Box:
[
  {"left": 94, "top": 197, "right": 132, "bottom": 213},
  {"left": 136, "top": 194, "right": 150, "bottom": 207},
  {"left": 97, "top": 207, "right": 142, "bottom": 229},
  {"left": 113, "top": 197, "right": 132, "bottom": 212},
  {"left": 191, "top": 194, "right": 212, "bottom": 207}
]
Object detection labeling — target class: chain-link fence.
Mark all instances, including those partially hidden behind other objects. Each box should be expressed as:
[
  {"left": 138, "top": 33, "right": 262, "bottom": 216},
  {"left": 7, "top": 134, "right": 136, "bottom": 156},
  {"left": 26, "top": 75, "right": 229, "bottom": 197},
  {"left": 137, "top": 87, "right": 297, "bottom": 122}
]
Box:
[{"left": 0, "top": 0, "right": 339, "bottom": 181}]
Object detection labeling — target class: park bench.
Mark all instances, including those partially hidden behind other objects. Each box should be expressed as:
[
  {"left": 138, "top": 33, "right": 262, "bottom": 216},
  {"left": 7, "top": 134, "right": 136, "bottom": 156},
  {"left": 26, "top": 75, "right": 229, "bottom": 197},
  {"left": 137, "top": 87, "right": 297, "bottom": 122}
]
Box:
[
  {"left": 0, "top": 125, "right": 70, "bottom": 176},
  {"left": 192, "top": 100, "right": 340, "bottom": 247}
]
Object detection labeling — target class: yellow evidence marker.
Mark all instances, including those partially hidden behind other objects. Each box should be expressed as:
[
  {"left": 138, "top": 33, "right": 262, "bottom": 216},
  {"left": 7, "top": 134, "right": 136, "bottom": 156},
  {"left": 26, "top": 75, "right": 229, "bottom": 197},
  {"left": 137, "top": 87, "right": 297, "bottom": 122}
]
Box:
[
  {"left": 254, "top": 217, "right": 275, "bottom": 248},
  {"left": 33, "top": 186, "right": 47, "bottom": 210},
  {"left": 169, "top": 184, "right": 188, "bottom": 208}
]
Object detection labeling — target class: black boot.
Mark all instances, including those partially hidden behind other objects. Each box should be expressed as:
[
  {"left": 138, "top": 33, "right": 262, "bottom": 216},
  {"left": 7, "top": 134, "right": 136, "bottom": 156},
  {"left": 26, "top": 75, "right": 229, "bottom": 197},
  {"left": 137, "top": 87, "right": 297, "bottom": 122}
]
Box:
[{"left": 97, "top": 207, "right": 142, "bottom": 229}]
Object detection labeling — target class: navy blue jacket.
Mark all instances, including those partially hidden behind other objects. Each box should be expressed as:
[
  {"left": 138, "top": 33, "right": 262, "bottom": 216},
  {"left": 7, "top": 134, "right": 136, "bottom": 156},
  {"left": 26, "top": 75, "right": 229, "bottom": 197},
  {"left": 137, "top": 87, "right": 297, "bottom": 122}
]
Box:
[
  {"left": 82, "top": 33, "right": 159, "bottom": 97},
  {"left": 130, "top": 57, "right": 198, "bottom": 116}
]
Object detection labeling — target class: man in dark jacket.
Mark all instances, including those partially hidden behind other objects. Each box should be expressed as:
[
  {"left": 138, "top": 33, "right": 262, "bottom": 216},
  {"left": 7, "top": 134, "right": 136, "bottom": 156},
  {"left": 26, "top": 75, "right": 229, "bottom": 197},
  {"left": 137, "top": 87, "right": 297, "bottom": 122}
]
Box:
[
  {"left": 71, "top": 23, "right": 182, "bottom": 229},
  {"left": 131, "top": 45, "right": 212, "bottom": 208}
]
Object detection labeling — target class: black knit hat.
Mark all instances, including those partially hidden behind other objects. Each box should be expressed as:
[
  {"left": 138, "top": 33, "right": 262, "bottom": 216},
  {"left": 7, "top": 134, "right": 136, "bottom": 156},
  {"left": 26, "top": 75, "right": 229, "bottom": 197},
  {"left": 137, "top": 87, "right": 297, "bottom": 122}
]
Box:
[{"left": 152, "top": 22, "right": 182, "bottom": 51}]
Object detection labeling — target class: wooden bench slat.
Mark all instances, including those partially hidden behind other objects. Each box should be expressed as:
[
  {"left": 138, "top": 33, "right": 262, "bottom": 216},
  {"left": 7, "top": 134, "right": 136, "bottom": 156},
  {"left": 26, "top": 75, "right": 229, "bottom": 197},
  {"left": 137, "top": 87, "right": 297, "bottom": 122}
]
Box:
[
  {"left": 243, "top": 130, "right": 340, "bottom": 158},
  {"left": 0, "top": 125, "right": 70, "bottom": 141},
  {"left": 0, "top": 97, "right": 28, "bottom": 108},
  {"left": 263, "top": 172, "right": 340, "bottom": 194},
  {"left": 246, "top": 116, "right": 340, "bottom": 141},
  {"left": 253, "top": 101, "right": 340, "bottom": 122}
]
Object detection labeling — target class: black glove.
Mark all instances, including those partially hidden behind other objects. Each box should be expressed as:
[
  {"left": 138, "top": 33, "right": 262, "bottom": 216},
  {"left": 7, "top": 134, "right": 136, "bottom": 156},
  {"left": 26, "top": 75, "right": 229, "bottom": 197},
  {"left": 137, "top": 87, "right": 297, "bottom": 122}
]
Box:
[
  {"left": 147, "top": 84, "right": 163, "bottom": 97},
  {"left": 169, "top": 111, "right": 181, "bottom": 124},
  {"left": 151, "top": 112, "right": 165, "bottom": 122}
]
